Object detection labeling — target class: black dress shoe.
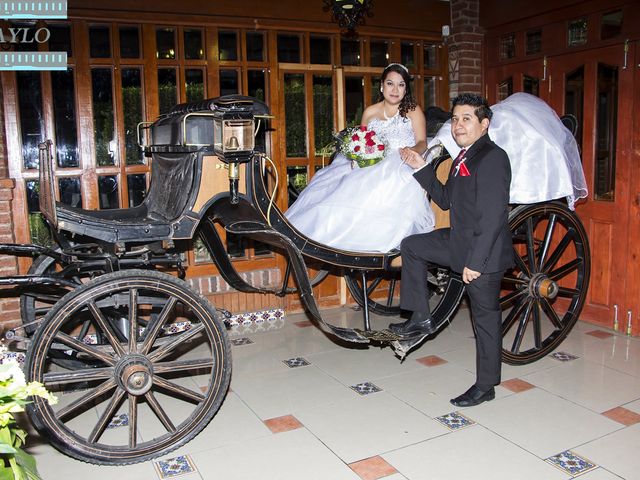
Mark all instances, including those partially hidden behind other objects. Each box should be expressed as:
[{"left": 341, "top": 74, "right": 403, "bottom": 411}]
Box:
[
  {"left": 388, "top": 311, "right": 437, "bottom": 337},
  {"left": 450, "top": 385, "right": 495, "bottom": 407}
]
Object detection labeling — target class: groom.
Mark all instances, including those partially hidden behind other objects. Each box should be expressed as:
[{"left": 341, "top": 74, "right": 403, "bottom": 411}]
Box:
[{"left": 391, "top": 93, "right": 513, "bottom": 407}]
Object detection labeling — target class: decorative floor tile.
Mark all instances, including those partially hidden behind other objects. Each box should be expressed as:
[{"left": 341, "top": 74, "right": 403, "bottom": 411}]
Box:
[
  {"left": 225, "top": 308, "right": 285, "bottom": 326},
  {"left": 501, "top": 378, "right": 535, "bottom": 393},
  {"left": 264, "top": 414, "right": 303, "bottom": 433},
  {"left": 435, "top": 412, "right": 476, "bottom": 430},
  {"left": 350, "top": 382, "right": 382, "bottom": 396},
  {"left": 154, "top": 455, "right": 197, "bottom": 479},
  {"left": 348, "top": 455, "right": 398, "bottom": 480},
  {"left": 549, "top": 351, "right": 579, "bottom": 362},
  {"left": 602, "top": 406, "right": 640, "bottom": 426},
  {"left": 294, "top": 320, "right": 313, "bottom": 328},
  {"left": 0, "top": 351, "right": 25, "bottom": 365},
  {"left": 585, "top": 329, "right": 614, "bottom": 339},
  {"left": 416, "top": 355, "right": 447, "bottom": 367},
  {"left": 545, "top": 450, "right": 597, "bottom": 476},
  {"left": 283, "top": 357, "right": 310, "bottom": 368},
  {"left": 107, "top": 413, "right": 129, "bottom": 429},
  {"left": 230, "top": 337, "right": 254, "bottom": 346}
]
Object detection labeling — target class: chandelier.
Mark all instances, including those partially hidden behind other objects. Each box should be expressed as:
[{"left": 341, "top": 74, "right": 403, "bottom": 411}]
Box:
[{"left": 323, "top": 0, "right": 374, "bottom": 35}]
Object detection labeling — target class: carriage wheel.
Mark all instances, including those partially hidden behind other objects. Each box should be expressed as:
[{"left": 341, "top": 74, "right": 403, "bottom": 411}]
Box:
[
  {"left": 501, "top": 201, "right": 590, "bottom": 365},
  {"left": 25, "top": 269, "right": 231, "bottom": 465}
]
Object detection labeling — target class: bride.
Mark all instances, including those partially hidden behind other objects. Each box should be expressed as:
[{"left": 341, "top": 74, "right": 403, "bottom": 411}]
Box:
[{"left": 285, "top": 63, "right": 435, "bottom": 252}]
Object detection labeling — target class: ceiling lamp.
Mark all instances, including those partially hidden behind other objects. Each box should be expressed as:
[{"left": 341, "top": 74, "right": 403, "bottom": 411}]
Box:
[{"left": 323, "top": 0, "right": 374, "bottom": 35}]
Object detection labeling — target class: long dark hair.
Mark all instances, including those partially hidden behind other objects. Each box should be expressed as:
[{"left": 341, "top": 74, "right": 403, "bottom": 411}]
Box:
[{"left": 377, "top": 63, "right": 417, "bottom": 118}]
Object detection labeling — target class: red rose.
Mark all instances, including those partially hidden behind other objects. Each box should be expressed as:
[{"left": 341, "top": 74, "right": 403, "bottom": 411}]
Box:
[
  {"left": 364, "top": 131, "right": 375, "bottom": 139},
  {"left": 377, "top": 144, "right": 385, "bottom": 151},
  {"left": 354, "top": 145, "right": 361, "bottom": 152},
  {"left": 366, "top": 138, "right": 376, "bottom": 147},
  {"left": 359, "top": 125, "right": 367, "bottom": 131},
  {"left": 351, "top": 134, "right": 359, "bottom": 141}
]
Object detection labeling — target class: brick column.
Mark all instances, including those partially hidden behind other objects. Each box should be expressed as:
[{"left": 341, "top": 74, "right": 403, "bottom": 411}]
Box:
[
  {"left": 447, "top": 0, "right": 483, "bottom": 101},
  {"left": 0, "top": 83, "right": 20, "bottom": 331}
]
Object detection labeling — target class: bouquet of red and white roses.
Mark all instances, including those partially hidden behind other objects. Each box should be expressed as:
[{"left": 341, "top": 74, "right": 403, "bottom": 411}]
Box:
[{"left": 339, "top": 125, "right": 387, "bottom": 168}]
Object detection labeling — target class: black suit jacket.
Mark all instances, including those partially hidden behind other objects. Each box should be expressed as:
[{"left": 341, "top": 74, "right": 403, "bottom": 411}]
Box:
[{"left": 414, "top": 134, "right": 514, "bottom": 274}]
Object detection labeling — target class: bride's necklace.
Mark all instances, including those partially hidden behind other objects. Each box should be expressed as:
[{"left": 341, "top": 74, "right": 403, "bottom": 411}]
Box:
[{"left": 383, "top": 102, "right": 399, "bottom": 120}]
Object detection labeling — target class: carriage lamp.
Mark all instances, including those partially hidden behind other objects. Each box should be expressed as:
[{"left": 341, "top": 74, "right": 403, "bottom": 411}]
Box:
[{"left": 212, "top": 113, "right": 256, "bottom": 204}]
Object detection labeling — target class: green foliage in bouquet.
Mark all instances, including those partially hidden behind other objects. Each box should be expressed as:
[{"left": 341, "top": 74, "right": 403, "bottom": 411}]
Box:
[{"left": 0, "top": 361, "right": 57, "bottom": 480}]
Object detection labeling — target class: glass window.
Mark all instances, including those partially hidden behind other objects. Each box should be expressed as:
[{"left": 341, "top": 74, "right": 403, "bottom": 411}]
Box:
[
  {"left": 9, "top": 21, "right": 35, "bottom": 52},
  {"left": 401, "top": 41, "right": 416, "bottom": 69},
  {"left": 500, "top": 34, "right": 516, "bottom": 59},
  {"left": 345, "top": 76, "right": 364, "bottom": 127},
  {"left": 51, "top": 69, "right": 78, "bottom": 168},
  {"left": 565, "top": 66, "right": 584, "bottom": 151},
  {"left": 423, "top": 43, "right": 437, "bottom": 70},
  {"left": 313, "top": 75, "right": 333, "bottom": 156},
  {"left": 371, "top": 77, "right": 381, "bottom": 104},
  {"left": 523, "top": 75, "right": 540, "bottom": 97},
  {"left": 525, "top": 30, "right": 542, "bottom": 55},
  {"left": 247, "top": 70, "right": 266, "bottom": 101},
  {"left": 157, "top": 68, "right": 177, "bottom": 115},
  {"left": 498, "top": 77, "right": 513, "bottom": 101},
  {"left": 121, "top": 68, "right": 144, "bottom": 165},
  {"left": 193, "top": 237, "right": 214, "bottom": 263},
  {"left": 246, "top": 32, "right": 265, "bottom": 61},
  {"left": 287, "top": 166, "right": 308, "bottom": 207},
  {"left": 341, "top": 38, "right": 360, "bottom": 66},
  {"left": 48, "top": 24, "right": 72, "bottom": 56},
  {"left": 594, "top": 63, "right": 618, "bottom": 201},
  {"left": 310, "top": 36, "right": 331, "bottom": 64},
  {"left": 226, "top": 232, "right": 247, "bottom": 258},
  {"left": 91, "top": 68, "right": 115, "bottom": 166},
  {"left": 127, "top": 173, "right": 147, "bottom": 207},
  {"left": 119, "top": 26, "right": 140, "bottom": 58},
  {"left": 218, "top": 31, "right": 238, "bottom": 61},
  {"left": 156, "top": 27, "right": 176, "bottom": 59},
  {"left": 568, "top": 18, "right": 588, "bottom": 46},
  {"left": 284, "top": 73, "right": 306, "bottom": 157},
  {"left": 219, "top": 70, "right": 239, "bottom": 96},
  {"left": 370, "top": 40, "right": 389, "bottom": 67},
  {"left": 17, "top": 71, "right": 43, "bottom": 170},
  {"left": 184, "top": 29, "right": 204, "bottom": 60},
  {"left": 98, "top": 175, "right": 119, "bottom": 209},
  {"left": 185, "top": 69, "right": 205, "bottom": 103},
  {"left": 277, "top": 34, "right": 301, "bottom": 63},
  {"left": 89, "top": 25, "right": 111, "bottom": 58},
  {"left": 58, "top": 177, "right": 82, "bottom": 208},
  {"left": 601, "top": 10, "right": 622, "bottom": 40},
  {"left": 26, "top": 180, "right": 52, "bottom": 246},
  {"left": 423, "top": 76, "right": 436, "bottom": 107}
]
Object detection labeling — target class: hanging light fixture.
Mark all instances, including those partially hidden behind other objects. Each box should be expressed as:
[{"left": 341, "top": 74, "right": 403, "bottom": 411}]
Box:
[{"left": 323, "top": 0, "right": 374, "bottom": 35}]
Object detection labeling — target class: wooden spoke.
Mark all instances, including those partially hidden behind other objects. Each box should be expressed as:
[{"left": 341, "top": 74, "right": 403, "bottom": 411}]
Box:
[
  {"left": 548, "top": 258, "right": 582, "bottom": 281},
  {"left": 542, "top": 228, "right": 575, "bottom": 272},
  {"left": 139, "top": 296, "right": 178, "bottom": 355},
  {"left": 53, "top": 331, "right": 116, "bottom": 365},
  {"left": 539, "top": 297, "right": 565, "bottom": 330},
  {"left": 510, "top": 301, "right": 534, "bottom": 353},
  {"left": 89, "top": 388, "right": 126, "bottom": 444},
  {"left": 538, "top": 213, "right": 557, "bottom": 270},
  {"left": 153, "top": 358, "right": 214, "bottom": 374},
  {"left": 556, "top": 286, "right": 580, "bottom": 297},
  {"left": 501, "top": 296, "right": 527, "bottom": 334},
  {"left": 43, "top": 366, "right": 114, "bottom": 385},
  {"left": 532, "top": 300, "right": 542, "bottom": 348},
  {"left": 386, "top": 279, "right": 397, "bottom": 307},
  {"left": 525, "top": 217, "right": 537, "bottom": 274},
  {"left": 128, "top": 395, "right": 138, "bottom": 448},
  {"left": 144, "top": 391, "right": 176, "bottom": 433},
  {"left": 128, "top": 288, "right": 138, "bottom": 354},
  {"left": 366, "top": 276, "right": 383, "bottom": 296},
  {"left": 56, "top": 379, "right": 117, "bottom": 421},
  {"left": 148, "top": 323, "right": 204, "bottom": 363},
  {"left": 512, "top": 247, "right": 531, "bottom": 277},
  {"left": 152, "top": 376, "right": 205, "bottom": 403},
  {"left": 87, "top": 300, "right": 127, "bottom": 357},
  {"left": 499, "top": 287, "right": 528, "bottom": 307}
]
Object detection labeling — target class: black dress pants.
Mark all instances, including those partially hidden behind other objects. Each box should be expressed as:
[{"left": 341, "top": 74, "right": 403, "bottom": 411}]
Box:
[{"left": 400, "top": 229, "right": 503, "bottom": 387}]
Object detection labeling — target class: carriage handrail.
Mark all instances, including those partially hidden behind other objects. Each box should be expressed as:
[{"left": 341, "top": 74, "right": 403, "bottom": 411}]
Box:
[{"left": 38, "top": 140, "right": 57, "bottom": 229}]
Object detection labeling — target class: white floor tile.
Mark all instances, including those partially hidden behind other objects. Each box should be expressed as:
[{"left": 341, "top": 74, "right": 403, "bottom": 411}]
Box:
[
  {"left": 190, "top": 428, "right": 360, "bottom": 479},
  {"left": 383, "top": 425, "right": 566, "bottom": 480},
  {"left": 575, "top": 468, "right": 627, "bottom": 479},
  {"left": 293, "top": 393, "right": 449, "bottom": 463},
  {"left": 574, "top": 423, "right": 640, "bottom": 480},
  {"left": 465, "top": 388, "right": 622, "bottom": 458}
]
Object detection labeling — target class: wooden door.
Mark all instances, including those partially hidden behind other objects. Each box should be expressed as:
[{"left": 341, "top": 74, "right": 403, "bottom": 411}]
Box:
[
  {"left": 548, "top": 44, "right": 634, "bottom": 329},
  {"left": 485, "top": 58, "right": 550, "bottom": 104}
]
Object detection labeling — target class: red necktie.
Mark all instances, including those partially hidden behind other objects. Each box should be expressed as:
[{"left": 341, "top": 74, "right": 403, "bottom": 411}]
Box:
[{"left": 452, "top": 148, "right": 466, "bottom": 176}]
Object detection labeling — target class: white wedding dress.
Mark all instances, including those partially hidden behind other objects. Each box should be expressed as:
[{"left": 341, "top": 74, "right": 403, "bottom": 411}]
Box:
[
  {"left": 285, "top": 114, "right": 435, "bottom": 252},
  {"left": 431, "top": 93, "right": 588, "bottom": 210}
]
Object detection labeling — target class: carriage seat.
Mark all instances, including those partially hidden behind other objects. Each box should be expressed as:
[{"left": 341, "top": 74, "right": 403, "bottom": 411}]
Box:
[{"left": 54, "top": 151, "right": 198, "bottom": 244}]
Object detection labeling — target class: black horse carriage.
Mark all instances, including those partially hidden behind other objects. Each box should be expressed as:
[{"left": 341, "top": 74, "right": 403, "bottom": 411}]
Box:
[{"left": 0, "top": 95, "right": 589, "bottom": 464}]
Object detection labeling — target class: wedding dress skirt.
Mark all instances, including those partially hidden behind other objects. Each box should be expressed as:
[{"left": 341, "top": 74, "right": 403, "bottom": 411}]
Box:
[
  {"left": 285, "top": 115, "right": 435, "bottom": 252},
  {"left": 432, "top": 92, "right": 587, "bottom": 210}
]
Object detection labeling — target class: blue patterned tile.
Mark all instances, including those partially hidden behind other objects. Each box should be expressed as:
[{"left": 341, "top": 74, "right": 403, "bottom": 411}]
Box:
[
  {"left": 546, "top": 450, "right": 597, "bottom": 476},
  {"left": 226, "top": 308, "right": 286, "bottom": 326},
  {"left": 107, "top": 413, "right": 129, "bottom": 429},
  {"left": 283, "top": 357, "right": 310, "bottom": 368},
  {"left": 436, "top": 412, "right": 476, "bottom": 430},
  {"left": 350, "top": 381, "right": 382, "bottom": 395},
  {"left": 549, "top": 351, "right": 579, "bottom": 362},
  {"left": 230, "top": 337, "right": 254, "bottom": 346},
  {"left": 154, "top": 455, "right": 197, "bottom": 478}
]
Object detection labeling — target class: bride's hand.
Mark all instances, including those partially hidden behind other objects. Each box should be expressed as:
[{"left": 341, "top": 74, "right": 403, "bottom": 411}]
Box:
[{"left": 400, "top": 147, "right": 426, "bottom": 169}]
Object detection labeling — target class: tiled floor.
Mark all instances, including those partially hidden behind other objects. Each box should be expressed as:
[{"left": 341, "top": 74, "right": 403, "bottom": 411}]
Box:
[{"left": 25, "top": 306, "right": 640, "bottom": 479}]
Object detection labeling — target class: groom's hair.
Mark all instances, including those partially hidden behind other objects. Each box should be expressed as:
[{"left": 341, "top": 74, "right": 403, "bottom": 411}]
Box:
[{"left": 452, "top": 93, "right": 493, "bottom": 122}]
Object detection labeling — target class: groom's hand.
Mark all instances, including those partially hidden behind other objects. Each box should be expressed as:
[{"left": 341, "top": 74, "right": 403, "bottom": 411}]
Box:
[
  {"left": 462, "top": 267, "right": 481, "bottom": 284},
  {"left": 400, "top": 147, "right": 426, "bottom": 169}
]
